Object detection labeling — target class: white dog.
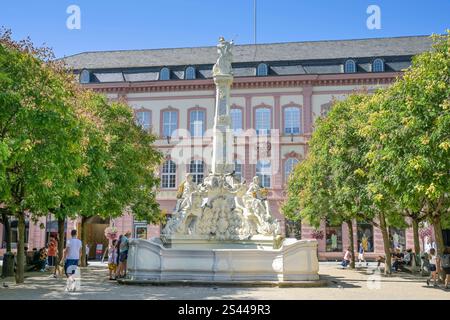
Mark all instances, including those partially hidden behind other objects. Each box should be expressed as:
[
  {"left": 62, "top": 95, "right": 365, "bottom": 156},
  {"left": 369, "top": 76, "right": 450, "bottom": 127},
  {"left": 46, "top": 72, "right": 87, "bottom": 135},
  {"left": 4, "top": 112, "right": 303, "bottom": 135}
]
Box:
[{"left": 65, "top": 265, "right": 80, "bottom": 292}]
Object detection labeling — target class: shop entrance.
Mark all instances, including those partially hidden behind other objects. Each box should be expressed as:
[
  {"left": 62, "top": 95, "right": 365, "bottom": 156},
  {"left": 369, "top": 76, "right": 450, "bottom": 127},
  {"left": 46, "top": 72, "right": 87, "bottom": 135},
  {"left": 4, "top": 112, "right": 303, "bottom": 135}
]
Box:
[{"left": 78, "top": 216, "right": 109, "bottom": 261}]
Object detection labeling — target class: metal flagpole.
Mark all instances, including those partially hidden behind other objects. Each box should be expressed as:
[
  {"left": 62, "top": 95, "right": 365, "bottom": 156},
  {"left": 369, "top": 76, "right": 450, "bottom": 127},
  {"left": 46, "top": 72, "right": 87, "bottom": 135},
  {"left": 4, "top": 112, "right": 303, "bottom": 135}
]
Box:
[
  {"left": 253, "top": 0, "right": 258, "bottom": 61},
  {"left": 254, "top": 0, "right": 257, "bottom": 45}
]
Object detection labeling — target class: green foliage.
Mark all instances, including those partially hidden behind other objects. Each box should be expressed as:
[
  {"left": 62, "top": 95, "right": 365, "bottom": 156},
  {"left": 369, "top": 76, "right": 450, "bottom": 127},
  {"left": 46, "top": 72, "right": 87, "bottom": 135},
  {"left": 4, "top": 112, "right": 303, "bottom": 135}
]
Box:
[
  {"left": 0, "top": 29, "right": 164, "bottom": 227},
  {"left": 284, "top": 31, "right": 450, "bottom": 239}
]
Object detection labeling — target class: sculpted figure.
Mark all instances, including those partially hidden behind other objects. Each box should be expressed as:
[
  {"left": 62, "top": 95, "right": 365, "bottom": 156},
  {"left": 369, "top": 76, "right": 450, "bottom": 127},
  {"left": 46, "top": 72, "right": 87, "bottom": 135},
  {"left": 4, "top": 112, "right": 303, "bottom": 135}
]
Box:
[
  {"left": 212, "top": 37, "right": 234, "bottom": 76},
  {"left": 177, "top": 173, "right": 198, "bottom": 211}
]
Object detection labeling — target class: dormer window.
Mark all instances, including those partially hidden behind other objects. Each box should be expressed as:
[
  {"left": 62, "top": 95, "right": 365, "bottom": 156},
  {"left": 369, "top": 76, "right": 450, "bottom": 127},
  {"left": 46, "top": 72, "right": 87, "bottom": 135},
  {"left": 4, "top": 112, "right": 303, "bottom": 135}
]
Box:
[
  {"left": 159, "top": 67, "right": 170, "bottom": 80},
  {"left": 257, "top": 63, "right": 268, "bottom": 76},
  {"left": 79, "top": 69, "right": 90, "bottom": 83},
  {"left": 185, "top": 66, "right": 196, "bottom": 80},
  {"left": 372, "top": 58, "right": 384, "bottom": 72},
  {"left": 344, "top": 59, "right": 356, "bottom": 73}
]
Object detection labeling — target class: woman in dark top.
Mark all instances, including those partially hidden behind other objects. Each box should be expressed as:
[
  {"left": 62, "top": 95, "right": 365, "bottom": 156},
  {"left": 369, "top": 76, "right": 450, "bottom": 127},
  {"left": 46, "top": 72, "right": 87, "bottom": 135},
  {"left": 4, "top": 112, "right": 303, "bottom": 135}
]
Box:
[{"left": 115, "top": 235, "right": 123, "bottom": 278}]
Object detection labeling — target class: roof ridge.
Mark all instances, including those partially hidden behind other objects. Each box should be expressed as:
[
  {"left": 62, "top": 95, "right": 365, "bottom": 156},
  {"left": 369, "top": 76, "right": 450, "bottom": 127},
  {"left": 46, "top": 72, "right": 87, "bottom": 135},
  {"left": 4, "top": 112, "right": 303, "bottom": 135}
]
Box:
[{"left": 62, "top": 34, "right": 432, "bottom": 59}]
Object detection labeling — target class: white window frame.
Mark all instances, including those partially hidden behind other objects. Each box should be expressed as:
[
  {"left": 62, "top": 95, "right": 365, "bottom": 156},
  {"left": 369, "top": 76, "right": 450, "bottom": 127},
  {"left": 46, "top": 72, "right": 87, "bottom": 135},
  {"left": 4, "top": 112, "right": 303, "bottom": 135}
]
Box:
[
  {"left": 344, "top": 59, "right": 356, "bottom": 73},
  {"left": 257, "top": 63, "right": 268, "bottom": 76},
  {"left": 161, "top": 160, "right": 176, "bottom": 189},
  {"left": 230, "top": 108, "right": 243, "bottom": 135},
  {"left": 189, "top": 110, "right": 205, "bottom": 137},
  {"left": 135, "top": 110, "right": 151, "bottom": 132},
  {"left": 163, "top": 110, "right": 178, "bottom": 137},
  {"left": 185, "top": 66, "right": 196, "bottom": 80},
  {"left": 189, "top": 160, "right": 204, "bottom": 184},
  {"left": 80, "top": 69, "right": 90, "bottom": 84},
  {"left": 284, "top": 158, "right": 299, "bottom": 182},
  {"left": 256, "top": 160, "right": 271, "bottom": 188},
  {"left": 372, "top": 58, "right": 384, "bottom": 72},
  {"left": 255, "top": 108, "right": 271, "bottom": 136},
  {"left": 284, "top": 107, "right": 301, "bottom": 135},
  {"left": 159, "top": 67, "right": 170, "bottom": 80}
]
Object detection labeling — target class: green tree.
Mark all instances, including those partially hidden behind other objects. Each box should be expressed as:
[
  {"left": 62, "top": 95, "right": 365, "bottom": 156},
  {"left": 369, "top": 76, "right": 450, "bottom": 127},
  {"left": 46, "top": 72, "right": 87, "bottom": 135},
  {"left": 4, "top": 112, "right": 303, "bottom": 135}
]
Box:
[
  {"left": 362, "top": 32, "right": 450, "bottom": 256},
  {"left": 0, "top": 30, "right": 85, "bottom": 283},
  {"left": 61, "top": 93, "right": 163, "bottom": 267},
  {"left": 284, "top": 95, "right": 373, "bottom": 269}
]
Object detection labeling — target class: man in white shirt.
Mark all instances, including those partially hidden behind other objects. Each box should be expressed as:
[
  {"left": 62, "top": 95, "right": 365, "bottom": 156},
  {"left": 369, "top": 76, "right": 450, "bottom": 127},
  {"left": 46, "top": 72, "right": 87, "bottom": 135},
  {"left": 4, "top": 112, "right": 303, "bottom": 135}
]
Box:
[{"left": 62, "top": 229, "right": 82, "bottom": 277}]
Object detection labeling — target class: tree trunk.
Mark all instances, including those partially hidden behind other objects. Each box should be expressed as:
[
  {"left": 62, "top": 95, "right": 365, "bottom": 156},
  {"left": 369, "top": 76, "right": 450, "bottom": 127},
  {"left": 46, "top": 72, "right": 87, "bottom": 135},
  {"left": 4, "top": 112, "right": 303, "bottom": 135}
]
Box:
[
  {"left": 378, "top": 211, "right": 392, "bottom": 275},
  {"left": 57, "top": 217, "right": 65, "bottom": 267},
  {"left": 411, "top": 218, "right": 421, "bottom": 256},
  {"left": 15, "top": 212, "right": 26, "bottom": 284},
  {"left": 346, "top": 220, "right": 355, "bottom": 269},
  {"left": 432, "top": 215, "right": 444, "bottom": 256},
  {"left": 1, "top": 209, "right": 12, "bottom": 253},
  {"left": 80, "top": 216, "right": 87, "bottom": 267}
]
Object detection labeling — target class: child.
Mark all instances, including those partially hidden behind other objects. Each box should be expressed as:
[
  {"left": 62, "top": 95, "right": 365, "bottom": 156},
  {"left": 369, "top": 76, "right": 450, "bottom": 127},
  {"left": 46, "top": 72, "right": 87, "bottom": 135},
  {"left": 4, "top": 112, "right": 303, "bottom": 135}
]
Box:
[
  {"left": 358, "top": 243, "right": 368, "bottom": 267},
  {"left": 341, "top": 247, "right": 352, "bottom": 268},
  {"left": 108, "top": 240, "right": 118, "bottom": 280},
  {"left": 426, "top": 248, "right": 438, "bottom": 287}
]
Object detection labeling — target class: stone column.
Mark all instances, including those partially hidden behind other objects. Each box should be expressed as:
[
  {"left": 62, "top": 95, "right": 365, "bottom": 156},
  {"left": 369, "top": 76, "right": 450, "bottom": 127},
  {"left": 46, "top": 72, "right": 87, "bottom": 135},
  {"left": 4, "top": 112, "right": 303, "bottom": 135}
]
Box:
[{"left": 212, "top": 74, "right": 234, "bottom": 175}]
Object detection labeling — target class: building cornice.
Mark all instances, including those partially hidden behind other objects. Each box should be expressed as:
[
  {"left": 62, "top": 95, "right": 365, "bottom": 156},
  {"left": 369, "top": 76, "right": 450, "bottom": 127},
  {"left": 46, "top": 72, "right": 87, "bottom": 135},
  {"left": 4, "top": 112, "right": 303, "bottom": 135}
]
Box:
[{"left": 82, "top": 72, "right": 401, "bottom": 94}]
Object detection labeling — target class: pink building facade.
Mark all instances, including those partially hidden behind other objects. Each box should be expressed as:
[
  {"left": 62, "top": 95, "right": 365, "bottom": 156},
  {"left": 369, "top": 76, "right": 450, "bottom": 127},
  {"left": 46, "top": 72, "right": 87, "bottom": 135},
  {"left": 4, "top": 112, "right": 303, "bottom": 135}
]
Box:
[{"left": 2, "top": 36, "right": 444, "bottom": 260}]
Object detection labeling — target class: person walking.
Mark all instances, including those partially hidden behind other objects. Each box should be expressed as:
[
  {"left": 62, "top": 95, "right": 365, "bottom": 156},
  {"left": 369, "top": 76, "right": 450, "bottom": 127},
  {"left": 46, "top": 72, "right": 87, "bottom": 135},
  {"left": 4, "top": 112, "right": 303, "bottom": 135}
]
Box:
[
  {"left": 118, "top": 232, "right": 131, "bottom": 278},
  {"left": 426, "top": 248, "right": 438, "bottom": 287},
  {"left": 107, "top": 240, "right": 118, "bottom": 280},
  {"left": 115, "top": 235, "right": 122, "bottom": 279},
  {"left": 358, "top": 243, "right": 368, "bottom": 267},
  {"left": 62, "top": 229, "right": 82, "bottom": 277}
]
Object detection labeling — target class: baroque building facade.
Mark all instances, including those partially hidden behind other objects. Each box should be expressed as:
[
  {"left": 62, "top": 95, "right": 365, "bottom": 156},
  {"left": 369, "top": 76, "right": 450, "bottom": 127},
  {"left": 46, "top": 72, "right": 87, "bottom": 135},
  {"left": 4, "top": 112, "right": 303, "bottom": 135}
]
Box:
[{"left": 2, "top": 35, "right": 442, "bottom": 260}]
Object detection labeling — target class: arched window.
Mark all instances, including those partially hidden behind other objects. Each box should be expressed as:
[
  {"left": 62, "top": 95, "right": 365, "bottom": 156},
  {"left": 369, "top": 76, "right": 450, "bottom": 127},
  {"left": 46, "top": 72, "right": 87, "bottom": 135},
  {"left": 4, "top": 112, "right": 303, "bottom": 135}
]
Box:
[
  {"left": 372, "top": 58, "right": 384, "bottom": 72},
  {"left": 284, "top": 106, "right": 301, "bottom": 134},
  {"left": 159, "top": 67, "right": 170, "bottom": 80},
  {"left": 344, "top": 59, "right": 356, "bottom": 73},
  {"left": 257, "top": 63, "right": 268, "bottom": 76},
  {"left": 189, "top": 160, "right": 204, "bottom": 184},
  {"left": 230, "top": 108, "right": 243, "bottom": 135},
  {"left": 185, "top": 66, "right": 196, "bottom": 80},
  {"left": 255, "top": 108, "right": 271, "bottom": 136},
  {"left": 135, "top": 110, "right": 151, "bottom": 132},
  {"left": 189, "top": 109, "right": 205, "bottom": 137},
  {"left": 161, "top": 160, "right": 176, "bottom": 189},
  {"left": 79, "top": 69, "right": 90, "bottom": 84},
  {"left": 256, "top": 160, "right": 271, "bottom": 188},
  {"left": 234, "top": 160, "right": 243, "bottom": 182},
  {"left": 284, "top": 158, "right": 299, "bottom": 182}
]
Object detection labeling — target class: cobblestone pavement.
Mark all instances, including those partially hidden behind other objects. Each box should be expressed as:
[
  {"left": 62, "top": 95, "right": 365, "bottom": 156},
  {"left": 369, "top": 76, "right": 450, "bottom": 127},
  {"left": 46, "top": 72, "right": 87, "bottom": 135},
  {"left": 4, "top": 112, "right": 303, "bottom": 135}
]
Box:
[{"left": 0, "top": 262, "right": 449, "bottom": 300}]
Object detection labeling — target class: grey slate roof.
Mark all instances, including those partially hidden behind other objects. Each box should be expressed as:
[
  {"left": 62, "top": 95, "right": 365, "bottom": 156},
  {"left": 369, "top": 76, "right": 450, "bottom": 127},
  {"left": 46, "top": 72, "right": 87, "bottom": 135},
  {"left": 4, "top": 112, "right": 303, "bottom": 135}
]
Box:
[{"left": 63, "top": 35, "right": 433, "bottom": 71}]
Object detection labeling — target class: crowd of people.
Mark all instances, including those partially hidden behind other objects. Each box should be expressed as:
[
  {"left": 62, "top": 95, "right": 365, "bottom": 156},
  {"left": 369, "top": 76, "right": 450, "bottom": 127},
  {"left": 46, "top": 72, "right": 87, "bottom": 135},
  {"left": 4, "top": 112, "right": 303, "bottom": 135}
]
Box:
[
  {"left": 340, "top": 244, "right": 450, "bottom": 289},
  {"left": 18, "top": 229, "right": 132, "bottom": 283},
  {"left": 107, "top": 232, "right": 131, "bottom": 280}
]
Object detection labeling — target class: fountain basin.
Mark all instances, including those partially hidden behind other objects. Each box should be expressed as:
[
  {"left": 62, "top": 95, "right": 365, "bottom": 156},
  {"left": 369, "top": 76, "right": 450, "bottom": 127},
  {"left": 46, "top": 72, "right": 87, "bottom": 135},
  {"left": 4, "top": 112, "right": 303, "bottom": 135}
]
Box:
[{"left": 126, "top": 238, "right": 319, "bottom": 283}]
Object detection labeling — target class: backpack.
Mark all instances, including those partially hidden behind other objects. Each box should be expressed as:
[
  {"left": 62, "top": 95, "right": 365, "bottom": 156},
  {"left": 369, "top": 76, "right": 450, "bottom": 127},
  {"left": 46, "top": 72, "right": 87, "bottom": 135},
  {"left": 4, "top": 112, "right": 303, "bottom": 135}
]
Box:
[{"left": 441, "top": 254, "right": 450, "bottom": 268}]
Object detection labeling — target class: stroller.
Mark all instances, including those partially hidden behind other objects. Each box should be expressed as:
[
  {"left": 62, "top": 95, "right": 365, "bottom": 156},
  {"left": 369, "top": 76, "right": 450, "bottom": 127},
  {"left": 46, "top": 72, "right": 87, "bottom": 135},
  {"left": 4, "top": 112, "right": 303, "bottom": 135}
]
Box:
[{"left": 420, "top": 252, "right": 431, "bottom": 276}]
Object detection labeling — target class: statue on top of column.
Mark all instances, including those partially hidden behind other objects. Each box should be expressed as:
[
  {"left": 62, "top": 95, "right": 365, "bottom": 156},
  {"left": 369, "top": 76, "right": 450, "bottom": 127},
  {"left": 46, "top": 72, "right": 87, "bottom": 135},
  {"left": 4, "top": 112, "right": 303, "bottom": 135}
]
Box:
[{"left": 213, "top": 37, "right": 234, "bottom": 76}]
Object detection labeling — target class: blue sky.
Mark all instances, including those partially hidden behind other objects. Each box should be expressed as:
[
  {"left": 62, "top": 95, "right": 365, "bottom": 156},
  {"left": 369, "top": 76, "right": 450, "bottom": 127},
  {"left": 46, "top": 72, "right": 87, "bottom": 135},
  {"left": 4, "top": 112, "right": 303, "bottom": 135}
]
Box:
[{"left": 1, "top": 0, "right": 449, "bottom": 58}]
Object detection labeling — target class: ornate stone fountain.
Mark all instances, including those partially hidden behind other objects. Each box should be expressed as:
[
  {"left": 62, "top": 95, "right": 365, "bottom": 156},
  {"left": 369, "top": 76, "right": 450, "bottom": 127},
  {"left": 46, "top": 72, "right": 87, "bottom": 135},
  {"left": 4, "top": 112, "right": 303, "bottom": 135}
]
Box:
[{"left": 126, "top": 38, "right": 319, "bottom": 284}]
